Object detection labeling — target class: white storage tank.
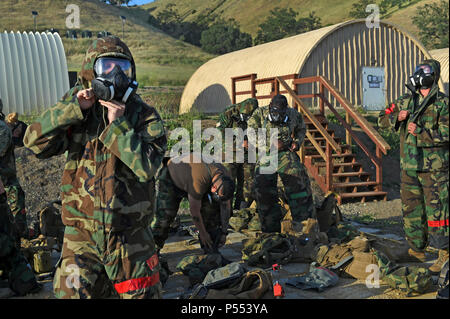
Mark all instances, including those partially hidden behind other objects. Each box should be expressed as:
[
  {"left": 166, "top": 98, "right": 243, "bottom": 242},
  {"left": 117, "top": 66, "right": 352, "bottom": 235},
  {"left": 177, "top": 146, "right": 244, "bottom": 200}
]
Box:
[{"left": 0, "top": 31, "right": 70, "bottom": 115}]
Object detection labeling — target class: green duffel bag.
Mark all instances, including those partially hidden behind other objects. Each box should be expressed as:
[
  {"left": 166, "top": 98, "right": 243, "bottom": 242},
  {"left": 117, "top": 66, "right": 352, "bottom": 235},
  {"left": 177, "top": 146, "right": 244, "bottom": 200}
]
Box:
[{"left": 242, "top": 233, "right": 294, "bottom": 267}]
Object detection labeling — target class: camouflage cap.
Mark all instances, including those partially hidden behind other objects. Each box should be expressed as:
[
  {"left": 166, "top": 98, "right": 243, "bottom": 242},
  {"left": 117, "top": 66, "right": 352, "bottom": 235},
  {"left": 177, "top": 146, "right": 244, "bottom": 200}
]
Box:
[
  {"left": 79, "top": 36, "right": 136, "bottom": 89},
  {"left": 238, "top": 98, "right": 259, "bottom": 115}
]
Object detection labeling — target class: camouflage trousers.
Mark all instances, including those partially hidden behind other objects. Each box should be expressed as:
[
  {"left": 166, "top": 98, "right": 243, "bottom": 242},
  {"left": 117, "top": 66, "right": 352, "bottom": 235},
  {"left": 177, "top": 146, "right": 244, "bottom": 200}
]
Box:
[
  {"left": 254, "top": 151, "right": 315, "bottom": 233},
  {"left": 151, "top": 164, "right": 222, "bottom": 252},
  {"left": 4, "top": 183, "right": 27, "bottom": 237},
  {"left": 224, "top": 161, "right": 255, "bottom": 209},
  {"left": 0, "top": 193, "right": 39, "bottom": 296},
  {"left": 401, "top": 170, "right": 449, "bottom": 251},
  {"left": 53, "top": 225, "right": 162, "bottom": 299}
]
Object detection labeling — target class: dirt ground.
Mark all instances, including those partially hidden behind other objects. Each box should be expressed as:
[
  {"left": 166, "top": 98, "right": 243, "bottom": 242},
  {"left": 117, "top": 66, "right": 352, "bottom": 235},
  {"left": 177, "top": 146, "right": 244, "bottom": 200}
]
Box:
[{"left": 1, "top": 119, "right": 441, "bottom": 300}]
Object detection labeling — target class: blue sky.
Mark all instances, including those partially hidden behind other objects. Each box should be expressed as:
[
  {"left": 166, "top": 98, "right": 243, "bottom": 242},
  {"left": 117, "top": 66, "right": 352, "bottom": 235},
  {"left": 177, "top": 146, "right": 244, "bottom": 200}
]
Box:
[{"left": 129, "top": 0, "right": 155, "bottom": 5}]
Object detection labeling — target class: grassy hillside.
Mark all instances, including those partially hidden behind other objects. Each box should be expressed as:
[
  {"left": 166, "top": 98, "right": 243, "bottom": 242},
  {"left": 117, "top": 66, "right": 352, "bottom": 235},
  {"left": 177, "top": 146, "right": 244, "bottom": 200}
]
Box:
[
  {"left": 0, "top": 0, "right": 215, "bottom": 86},
  {"left": 384, "top": 0, "right": 441, "bottom": 41},
  {"left": 144, "top": 0, "right": 433, "bottom": 41}
]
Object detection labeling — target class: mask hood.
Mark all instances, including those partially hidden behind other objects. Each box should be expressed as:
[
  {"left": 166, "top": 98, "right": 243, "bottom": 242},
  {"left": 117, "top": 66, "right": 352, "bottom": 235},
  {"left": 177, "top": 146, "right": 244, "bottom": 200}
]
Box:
[{"left": 78, "top": 36, "right": 136, "bottom": 89}]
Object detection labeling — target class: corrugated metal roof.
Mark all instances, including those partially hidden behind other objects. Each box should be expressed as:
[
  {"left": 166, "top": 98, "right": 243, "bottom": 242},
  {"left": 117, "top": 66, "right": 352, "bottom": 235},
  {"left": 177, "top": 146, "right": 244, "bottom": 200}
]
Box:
[
  {"left": 180, "top": 19, "right": 432, "bottom": 114},
  {"left": 430, "top": 48, "right": 449, "bottom": 95}
]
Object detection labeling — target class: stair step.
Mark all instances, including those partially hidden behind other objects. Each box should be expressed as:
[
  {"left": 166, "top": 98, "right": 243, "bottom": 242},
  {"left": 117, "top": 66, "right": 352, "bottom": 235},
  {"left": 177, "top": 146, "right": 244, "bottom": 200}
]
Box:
[
  {"left": 306, "top": 136, "right": 342, "bottom": 142},
  {"left": 307, "top": 154, "right": 355, "bottom": 159},
  {"left": 339, "top": 191, "right": 387, "bottom": 198},
  {"left": 308, "top": 129, "right": 334, "bottom": 135},
  {"left": 304, "top": 144, "right": 351, "bottom": 151},
  {"left": 333, "top": 181, "right": 379, "bottom": 188},
  {"left": 316, "top": 162, "right": 362, "bottom": 167},
  {"left": 333, "top": 172, "right": 371, "bottom": 178}
]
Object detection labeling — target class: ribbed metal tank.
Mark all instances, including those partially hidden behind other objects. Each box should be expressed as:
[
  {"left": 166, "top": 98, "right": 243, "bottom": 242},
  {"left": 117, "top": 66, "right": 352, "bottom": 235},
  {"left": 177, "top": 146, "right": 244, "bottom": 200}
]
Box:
[
  {"left": 180, "top": 19, "right": 437, "bottom": 114},
  {"left": 0, "top": 31, "right": 70, "bottom": 114}
]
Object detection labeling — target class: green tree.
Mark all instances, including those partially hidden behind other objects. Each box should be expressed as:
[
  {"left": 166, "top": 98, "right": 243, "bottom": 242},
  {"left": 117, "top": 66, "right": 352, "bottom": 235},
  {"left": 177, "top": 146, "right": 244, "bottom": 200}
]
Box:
[
  {"left": 349, "top": 0, "right": 373, "bottom": 18},
  {"left": 254, "top": 7, "right": 299, "bottom": 45},
  {"left": 412, "top": 0, "right": 449, "bottom": 49},
  {"left": 297, "top": 11, "right": 322, "bottom": 33},
  {"left": 200, "top": 19, "right": 252, "bottom": 54}
]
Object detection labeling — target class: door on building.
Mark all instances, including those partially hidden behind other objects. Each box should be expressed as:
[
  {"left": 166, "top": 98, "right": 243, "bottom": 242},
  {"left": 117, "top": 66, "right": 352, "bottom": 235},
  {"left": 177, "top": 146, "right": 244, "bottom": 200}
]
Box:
[{"left": 362, "top": 67, "right": 386, "bottom": 111}]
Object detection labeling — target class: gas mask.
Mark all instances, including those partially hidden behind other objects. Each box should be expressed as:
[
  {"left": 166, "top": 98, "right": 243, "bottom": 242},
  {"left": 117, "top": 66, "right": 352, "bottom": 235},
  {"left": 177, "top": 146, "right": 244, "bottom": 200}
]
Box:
[
  {"left": 234, "top": 113, "right": 250, "bottom": 124},
  {"left": 268, "top": 104, "right": 288, "bottom": 124},
  {"left": 406, "top": 64, "right": 435, "bottom": 93},
  {"left": 91, "top": 57, "right": 138, "bottom": 103}
]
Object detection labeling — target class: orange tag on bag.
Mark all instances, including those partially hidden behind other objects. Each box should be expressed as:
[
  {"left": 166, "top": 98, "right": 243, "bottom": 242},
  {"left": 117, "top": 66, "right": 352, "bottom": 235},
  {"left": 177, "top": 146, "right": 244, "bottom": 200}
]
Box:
[{"left": 273, "top": 282, "right": 284, "bottom": 297}]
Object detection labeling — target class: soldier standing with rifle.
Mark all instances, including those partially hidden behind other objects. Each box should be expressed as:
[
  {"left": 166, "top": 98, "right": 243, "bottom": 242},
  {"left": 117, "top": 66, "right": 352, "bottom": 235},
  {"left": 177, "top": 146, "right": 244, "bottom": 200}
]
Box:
[{"left": 378, "top": 59, "right": 449, "bottom": 273}]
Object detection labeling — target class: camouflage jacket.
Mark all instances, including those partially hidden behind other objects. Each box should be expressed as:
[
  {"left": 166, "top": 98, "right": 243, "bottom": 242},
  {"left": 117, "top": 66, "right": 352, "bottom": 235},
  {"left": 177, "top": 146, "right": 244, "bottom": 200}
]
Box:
[
  {"left": 217, "top": 98, "right": 259, "bottom": 132},
  {"left": 0, "top": 119, "right": 19, "bottom": 186},
  {"left": 24, "top": 88, "right": 167, "bottom": 232},
  {"left": 378, "top": 85, "right": 449, "bottom": 171},
  {"left": 247, "top": 105, "right": 306, "bottom": 158}
]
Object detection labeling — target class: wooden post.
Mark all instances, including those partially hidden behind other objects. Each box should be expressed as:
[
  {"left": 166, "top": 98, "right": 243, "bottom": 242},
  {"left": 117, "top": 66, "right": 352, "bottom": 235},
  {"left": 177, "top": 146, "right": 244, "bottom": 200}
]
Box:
[
  {"left": 376, "top": 146, "right": 382, "bottom": 191},
  {"left": 251, "top": 74, "right": 256, "bottom": 98},
  {"left": 319, "top": 82, "right": 325, "bottom": 116},
  {"left": 326, "top": 141, "right": 333, "bottom": 192},
  {"left": 346, "top": 111, "right": 352, "bottom": 148},
  {"left": 231, "top": 78, "right": 236, "bottom": 104}
]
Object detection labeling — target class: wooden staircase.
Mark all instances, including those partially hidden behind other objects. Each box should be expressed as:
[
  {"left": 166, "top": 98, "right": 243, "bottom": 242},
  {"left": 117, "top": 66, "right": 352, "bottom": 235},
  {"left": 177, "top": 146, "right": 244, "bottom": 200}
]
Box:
[
  {"left": 231, "top": 73, "right": 391, "bottom": 204},
  {"left": 302, "top": 114, "right": 387, "bottom": 204}
]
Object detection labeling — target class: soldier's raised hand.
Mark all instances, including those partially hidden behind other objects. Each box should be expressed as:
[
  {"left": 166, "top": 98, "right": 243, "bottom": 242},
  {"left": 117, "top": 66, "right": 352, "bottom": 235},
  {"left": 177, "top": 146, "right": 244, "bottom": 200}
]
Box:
[{"left": 77, "top": 89, "right": 96, "bottom": 110}]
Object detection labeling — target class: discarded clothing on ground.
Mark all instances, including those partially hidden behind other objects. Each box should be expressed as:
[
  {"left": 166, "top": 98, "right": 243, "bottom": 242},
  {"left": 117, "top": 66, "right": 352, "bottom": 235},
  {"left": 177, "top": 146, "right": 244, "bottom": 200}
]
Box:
[
  {"left": 374, "top": 250, "right": 433, "bottom": 295},
  {"left": 285, "top": 262, "right": 339, "bottom": 292},
  {"left": 176, "top": 253, "right": 230, "bottom": 286},
  {"left": 191, "top": 265, "right": 273, "bottom": 299},
  {"left": 229, "top": 208, "right": 261, "bottom": 232},
  {"left": 241, "top": 233, "right": 294, "bottom": 268}
]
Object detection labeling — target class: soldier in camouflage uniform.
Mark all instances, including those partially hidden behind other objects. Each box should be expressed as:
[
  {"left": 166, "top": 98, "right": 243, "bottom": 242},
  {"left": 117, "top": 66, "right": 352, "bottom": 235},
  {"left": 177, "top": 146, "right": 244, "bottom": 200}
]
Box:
[
  {"left": 1, "top": 115, "right": 40, "bottom": 296},
  {"left": 0, "top": 98, "right": 28, "bottom": 238},
  {"left": 23, "top": 36, "right": 167, "bottom": 299},
  {"left": 151, "top": 153, "right": 235, "bottom": 254},
  {"left": 378, "top": 59, "right": 448, "bottom": 273},
  {"left": 247, "top": 94, "right": 315, "bottom": 233},
  {"left": 217, "top": 98, "right": 258, "bottom": 209}
]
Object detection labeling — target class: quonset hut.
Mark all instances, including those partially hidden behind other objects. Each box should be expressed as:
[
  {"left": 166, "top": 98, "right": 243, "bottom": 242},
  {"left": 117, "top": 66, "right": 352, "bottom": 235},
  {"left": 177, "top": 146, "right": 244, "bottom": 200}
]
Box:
[
  {"left": 429, "top": 48, "right": 449, "bottom": 95},
  {"left": 0, "top": 31, "right": 70, "bottom": 114},
  {"left": 180, "top": 19, "right": 440, "bottom": 114}
]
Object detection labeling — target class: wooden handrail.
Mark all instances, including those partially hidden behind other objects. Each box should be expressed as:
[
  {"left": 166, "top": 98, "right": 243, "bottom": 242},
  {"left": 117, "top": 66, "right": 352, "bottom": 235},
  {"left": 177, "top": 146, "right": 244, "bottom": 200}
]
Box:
[
  {"left": 276, "top": 77, "right": 342, "bottom": 154},
  {"left": 323, "top": 98, "right": 381, "bottom": 167},
  {"left": 318, "top": 76, "right": 390, "bottom": 155}
]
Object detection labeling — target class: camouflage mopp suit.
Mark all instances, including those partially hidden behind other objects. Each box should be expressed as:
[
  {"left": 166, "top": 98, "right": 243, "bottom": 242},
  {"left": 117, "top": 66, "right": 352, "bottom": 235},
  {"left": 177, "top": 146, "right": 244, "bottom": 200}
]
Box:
[
  {"left": 0, "top": 98, "right": 27, "bottom": 238},
  {"left": 247, "top": 97, "right": 315, "bottom": 233},
  {"left": 23, "top": 36, "right": 167, "bottom": 299},
  {"left": 218, "top": 98, "right": 259, "bottom": 209},
  {"left": 1, "top": 119, "right": 40, "bottom": 296},
  {"left": 378, "top": 59, "right": 449, "bottom": 253}
]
